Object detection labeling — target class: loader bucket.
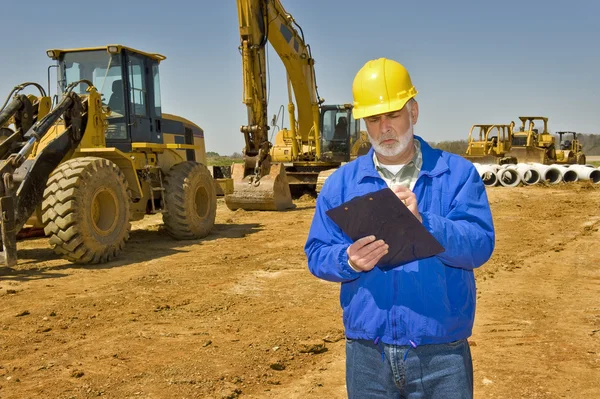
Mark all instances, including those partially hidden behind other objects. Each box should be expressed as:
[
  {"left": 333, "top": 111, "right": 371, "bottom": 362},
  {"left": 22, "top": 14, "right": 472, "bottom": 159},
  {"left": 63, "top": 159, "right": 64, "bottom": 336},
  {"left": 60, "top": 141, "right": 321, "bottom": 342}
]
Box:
[{"left": 225, "top": 163, "right": 294, "bottom": 211}]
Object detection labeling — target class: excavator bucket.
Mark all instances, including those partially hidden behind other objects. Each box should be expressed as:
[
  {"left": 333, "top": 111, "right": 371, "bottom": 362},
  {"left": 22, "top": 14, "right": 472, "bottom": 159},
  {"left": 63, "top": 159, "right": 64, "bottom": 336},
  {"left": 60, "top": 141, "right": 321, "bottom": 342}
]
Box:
[{"left": 225, "top": 163, "right": 294, "bottom": 211}]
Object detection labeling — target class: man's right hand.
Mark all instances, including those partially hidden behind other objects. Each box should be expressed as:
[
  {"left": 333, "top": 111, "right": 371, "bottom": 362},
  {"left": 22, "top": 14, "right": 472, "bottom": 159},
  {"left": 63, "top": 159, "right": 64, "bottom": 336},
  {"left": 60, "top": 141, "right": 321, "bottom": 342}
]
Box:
[{"left": 346, "top": 235, "right": 389, "bottom": 272}]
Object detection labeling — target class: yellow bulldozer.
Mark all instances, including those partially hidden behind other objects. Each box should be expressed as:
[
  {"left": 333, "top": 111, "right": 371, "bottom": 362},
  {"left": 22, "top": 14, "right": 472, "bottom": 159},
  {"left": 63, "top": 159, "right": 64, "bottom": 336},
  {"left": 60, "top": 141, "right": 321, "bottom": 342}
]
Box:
[
  {"left": 224, "top": 0, "right": 370, "bottom": 211},
  {"left": 463, "top": 122, "right": 517, "bottom": 164},
  {"left": 0, "top": 44, "right": 228, "bottom": 266},
  {"left": 504, "top": 116, "right": 557, "bottom": 164}
]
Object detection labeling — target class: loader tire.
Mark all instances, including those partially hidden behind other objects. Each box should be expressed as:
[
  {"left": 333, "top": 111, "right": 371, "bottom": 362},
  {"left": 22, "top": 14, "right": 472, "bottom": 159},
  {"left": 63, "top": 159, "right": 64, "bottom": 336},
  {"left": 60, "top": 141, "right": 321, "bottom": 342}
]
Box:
[
  {"left": 41, "top": 157, "right": 131, "bottom": 264},
  {"left": 162, "top": 161, "right": 216, "bottom": 240}
]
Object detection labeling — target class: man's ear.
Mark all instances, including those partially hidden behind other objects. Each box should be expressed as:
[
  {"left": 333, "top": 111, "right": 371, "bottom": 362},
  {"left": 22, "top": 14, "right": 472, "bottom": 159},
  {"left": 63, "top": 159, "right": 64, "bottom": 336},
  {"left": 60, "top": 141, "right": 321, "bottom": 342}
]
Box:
[{"left": 411, "top": 100, "right": 419, "bottom": 125}]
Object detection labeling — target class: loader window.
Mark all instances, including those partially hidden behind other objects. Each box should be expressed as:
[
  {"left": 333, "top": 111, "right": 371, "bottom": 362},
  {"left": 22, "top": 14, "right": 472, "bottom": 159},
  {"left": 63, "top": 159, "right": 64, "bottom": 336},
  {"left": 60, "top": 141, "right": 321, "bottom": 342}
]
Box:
[
  {"left": 60, "top": 50, "right": 128, "bottom": 139},
  {"left": 127, "top": 55, "right": 147, "bottom": 117}
]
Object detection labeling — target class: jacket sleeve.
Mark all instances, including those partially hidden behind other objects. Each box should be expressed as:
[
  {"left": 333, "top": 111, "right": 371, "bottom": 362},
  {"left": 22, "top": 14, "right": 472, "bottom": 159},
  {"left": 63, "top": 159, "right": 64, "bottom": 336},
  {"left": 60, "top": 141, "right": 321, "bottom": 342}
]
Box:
[
  {"left": 420, "top": 165, "right": 495, "bottom": 270},
  {"left": 304, "top": 194, "right": 362, "bottom": 283}
]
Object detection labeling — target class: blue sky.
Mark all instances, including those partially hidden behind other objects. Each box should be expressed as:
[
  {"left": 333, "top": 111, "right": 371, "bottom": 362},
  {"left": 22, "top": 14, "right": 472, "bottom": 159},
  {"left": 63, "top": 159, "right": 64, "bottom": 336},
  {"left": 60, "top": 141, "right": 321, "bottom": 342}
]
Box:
[{"left": 1, "top": 0, "right": 598, "bottom": 155}]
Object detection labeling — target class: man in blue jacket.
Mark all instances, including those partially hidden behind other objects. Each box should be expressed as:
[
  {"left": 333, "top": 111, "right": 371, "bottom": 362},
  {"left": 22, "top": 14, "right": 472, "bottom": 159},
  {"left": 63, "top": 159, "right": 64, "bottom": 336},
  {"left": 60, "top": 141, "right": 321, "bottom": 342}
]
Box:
[{"left": 304, "top": 58, "right": 495, "bottom": 398}]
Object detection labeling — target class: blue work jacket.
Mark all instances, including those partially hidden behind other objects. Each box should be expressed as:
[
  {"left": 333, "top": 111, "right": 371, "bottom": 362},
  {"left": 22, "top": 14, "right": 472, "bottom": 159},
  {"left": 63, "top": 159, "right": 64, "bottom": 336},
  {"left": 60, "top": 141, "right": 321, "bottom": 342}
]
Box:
[{"left": 304, "top": 136, "right": 495, "bottom": 346}]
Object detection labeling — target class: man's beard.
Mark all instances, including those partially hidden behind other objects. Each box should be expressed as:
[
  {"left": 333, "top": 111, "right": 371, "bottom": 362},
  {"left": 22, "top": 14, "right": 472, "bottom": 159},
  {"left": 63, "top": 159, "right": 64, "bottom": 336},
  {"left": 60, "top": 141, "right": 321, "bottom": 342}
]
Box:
[{"left": 369, "top": 124, "right": 414, "bottom": 158}]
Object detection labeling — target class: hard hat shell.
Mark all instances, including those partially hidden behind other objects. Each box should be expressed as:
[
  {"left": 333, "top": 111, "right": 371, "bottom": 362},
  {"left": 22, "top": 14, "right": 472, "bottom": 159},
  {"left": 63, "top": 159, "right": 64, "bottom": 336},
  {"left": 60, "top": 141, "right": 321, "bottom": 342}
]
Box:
[{"left": 352, "top": 58, "right": 418, "bottom": 119}]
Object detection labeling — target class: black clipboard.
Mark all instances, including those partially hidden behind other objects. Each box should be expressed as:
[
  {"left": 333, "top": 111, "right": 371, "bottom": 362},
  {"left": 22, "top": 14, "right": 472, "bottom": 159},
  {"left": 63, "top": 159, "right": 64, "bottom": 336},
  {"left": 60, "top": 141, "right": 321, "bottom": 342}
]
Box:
[{"left": 326, "top": 187, "right": 445, "bottom": 268}]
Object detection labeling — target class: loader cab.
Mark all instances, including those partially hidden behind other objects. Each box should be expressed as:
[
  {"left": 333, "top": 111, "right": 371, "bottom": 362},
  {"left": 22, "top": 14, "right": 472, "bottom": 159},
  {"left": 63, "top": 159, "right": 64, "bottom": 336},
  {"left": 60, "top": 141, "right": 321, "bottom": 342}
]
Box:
[
  {"left": 48, "top": 45, "right": 166, "bottom": 152},
  {"left": 320, "top": 105, "right": 361, "bottom": 162}
]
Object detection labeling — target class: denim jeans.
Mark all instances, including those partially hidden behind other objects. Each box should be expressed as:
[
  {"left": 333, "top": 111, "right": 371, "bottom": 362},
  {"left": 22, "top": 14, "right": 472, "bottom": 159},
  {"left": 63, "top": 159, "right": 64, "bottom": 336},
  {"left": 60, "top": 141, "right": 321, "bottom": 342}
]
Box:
[{"left": 346, "top": 338, "right": 473, "bottom": 398}]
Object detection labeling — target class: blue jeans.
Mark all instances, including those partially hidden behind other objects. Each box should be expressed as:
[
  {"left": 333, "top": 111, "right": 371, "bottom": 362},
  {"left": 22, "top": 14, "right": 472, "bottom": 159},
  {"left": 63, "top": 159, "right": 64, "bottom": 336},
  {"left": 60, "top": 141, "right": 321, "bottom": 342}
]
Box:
[{"left": 346, "top": 338, "right": 473, "bottom": 398}]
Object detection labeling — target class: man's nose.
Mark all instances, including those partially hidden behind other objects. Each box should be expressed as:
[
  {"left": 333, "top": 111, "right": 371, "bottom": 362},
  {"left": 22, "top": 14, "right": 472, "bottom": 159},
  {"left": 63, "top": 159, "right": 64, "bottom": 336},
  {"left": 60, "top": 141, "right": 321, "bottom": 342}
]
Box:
[{"left": 380, "top": 116, "right": 392, "bottom": 132}]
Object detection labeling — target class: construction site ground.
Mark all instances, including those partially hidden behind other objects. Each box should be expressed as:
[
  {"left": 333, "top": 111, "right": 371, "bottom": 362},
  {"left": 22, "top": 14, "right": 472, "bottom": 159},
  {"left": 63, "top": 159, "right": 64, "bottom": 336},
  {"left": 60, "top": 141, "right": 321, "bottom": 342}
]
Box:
[{"left": 1, "top": 183, "right": 599, "bottom": 399}]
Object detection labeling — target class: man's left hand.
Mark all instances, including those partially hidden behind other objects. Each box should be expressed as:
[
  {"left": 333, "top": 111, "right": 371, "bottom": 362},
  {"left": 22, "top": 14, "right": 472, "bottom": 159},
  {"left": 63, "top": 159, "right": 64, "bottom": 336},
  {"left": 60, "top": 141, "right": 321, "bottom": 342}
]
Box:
[{"left": 391, "top": 185, "right": 422, "bottom": 223}]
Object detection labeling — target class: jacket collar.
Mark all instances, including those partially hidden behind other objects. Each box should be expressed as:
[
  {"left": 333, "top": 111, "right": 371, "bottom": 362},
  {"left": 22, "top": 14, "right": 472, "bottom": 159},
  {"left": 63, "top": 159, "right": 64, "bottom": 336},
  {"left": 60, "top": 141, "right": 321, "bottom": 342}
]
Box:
[{"left": 357, "top": 135, "right": 449, "bottom": 183}]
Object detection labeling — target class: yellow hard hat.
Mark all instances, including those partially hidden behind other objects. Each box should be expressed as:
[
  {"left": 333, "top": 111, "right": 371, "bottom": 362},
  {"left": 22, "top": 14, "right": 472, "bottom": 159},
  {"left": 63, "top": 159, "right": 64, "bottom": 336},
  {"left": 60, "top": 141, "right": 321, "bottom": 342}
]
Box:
[{"left": 352, "top": 58, "right": 418, "bottom": 119}]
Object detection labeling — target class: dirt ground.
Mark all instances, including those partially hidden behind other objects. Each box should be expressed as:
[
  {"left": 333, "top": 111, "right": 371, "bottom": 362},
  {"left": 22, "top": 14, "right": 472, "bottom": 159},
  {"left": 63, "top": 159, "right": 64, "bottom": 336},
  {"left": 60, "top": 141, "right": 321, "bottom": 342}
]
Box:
[{"left": 1, "top": 182, "right": 599, "bottom": 399}]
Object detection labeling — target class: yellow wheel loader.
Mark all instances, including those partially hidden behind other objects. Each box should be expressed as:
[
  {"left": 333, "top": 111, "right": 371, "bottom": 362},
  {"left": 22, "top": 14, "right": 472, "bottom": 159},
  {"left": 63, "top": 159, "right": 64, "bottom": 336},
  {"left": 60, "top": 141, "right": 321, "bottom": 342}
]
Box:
[
  {"left": 0, "top": 45, "right": 226, "bottom": 266},
  {"left": 226, "top": 0, "right": 370, "bottom": 211}
]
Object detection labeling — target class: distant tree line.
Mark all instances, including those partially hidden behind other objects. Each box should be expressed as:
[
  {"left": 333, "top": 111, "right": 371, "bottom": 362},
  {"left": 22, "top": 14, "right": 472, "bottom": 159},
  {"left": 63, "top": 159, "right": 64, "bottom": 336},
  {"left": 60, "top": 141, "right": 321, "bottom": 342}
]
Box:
[
  {"left": 206, "top": 133, "right": 600, "bottom": 164},
  {"left": 565, "top": 133, "right": 600, "bottom": 155}
]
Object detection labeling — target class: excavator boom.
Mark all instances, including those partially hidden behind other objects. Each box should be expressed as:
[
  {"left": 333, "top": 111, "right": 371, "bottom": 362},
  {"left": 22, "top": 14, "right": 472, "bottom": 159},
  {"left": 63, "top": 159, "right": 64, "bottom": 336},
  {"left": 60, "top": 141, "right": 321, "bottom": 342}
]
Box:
[
  {"left": 225, "top": 0, "right": 302, "bottom": 211},
  {"left": 227, "top": 0, "right": 333, "bottom": 211}
]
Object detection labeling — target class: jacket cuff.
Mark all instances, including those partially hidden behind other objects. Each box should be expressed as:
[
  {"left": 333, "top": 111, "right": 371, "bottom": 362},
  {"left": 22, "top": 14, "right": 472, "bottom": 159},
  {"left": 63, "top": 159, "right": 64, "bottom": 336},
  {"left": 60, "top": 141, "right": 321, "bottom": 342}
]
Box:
[{"left": 338, "top": 246, "right": 362, "bottom": 278}]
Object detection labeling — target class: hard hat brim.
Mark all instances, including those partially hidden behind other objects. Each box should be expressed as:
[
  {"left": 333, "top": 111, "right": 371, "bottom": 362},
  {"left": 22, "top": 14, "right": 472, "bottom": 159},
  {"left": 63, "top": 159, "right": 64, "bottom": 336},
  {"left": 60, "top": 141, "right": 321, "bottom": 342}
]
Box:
[{"left": 352, "top": 91, "right": 418, "bottom": 119}]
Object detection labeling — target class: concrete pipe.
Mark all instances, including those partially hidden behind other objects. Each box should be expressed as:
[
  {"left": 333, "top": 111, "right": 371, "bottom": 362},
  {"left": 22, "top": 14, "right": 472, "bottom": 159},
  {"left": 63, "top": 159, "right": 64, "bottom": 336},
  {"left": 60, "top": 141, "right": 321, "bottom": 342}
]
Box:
[
  {"left": 497, "top": 168, "right": 521, "bottom": 187},
  {"left": 552, "top": 165, "right": 579, "bottom": 183},
  {"left": 530, "top": 164, "right": 562, "bottom": 184},
  {"left": 505, "top": 164, "right": 541, "bottom": 185},
  {"left": 474, "top": 164, "right": 498, "bottom": 187},
  {"left": 567, "top": 164, "right": 600, "bottom": 184}
]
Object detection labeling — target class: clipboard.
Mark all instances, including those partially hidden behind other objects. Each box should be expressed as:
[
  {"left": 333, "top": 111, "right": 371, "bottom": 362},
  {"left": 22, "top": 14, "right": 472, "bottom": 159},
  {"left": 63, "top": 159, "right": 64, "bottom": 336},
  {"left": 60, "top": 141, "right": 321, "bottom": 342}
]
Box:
[{"left": 325, "top": 187, "right": 445, "bottom": 268}]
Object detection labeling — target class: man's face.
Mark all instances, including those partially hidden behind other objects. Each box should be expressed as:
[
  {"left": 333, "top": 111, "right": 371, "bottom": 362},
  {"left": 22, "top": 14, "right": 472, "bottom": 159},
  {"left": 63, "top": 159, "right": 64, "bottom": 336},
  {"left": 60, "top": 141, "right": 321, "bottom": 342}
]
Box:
[{"left": 364, "top": 100, "right": 419, "bottom": 158}]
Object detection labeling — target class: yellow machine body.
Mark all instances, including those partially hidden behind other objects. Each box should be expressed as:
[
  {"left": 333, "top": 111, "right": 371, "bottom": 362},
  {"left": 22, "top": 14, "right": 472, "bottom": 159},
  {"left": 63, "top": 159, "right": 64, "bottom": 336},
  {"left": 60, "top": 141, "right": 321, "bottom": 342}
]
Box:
[
  {"left": 463, "top": 123, "right": 517, "bottom": 165},
  {"left": 226, "top": 0, "right": 371, "bottom": 211}
]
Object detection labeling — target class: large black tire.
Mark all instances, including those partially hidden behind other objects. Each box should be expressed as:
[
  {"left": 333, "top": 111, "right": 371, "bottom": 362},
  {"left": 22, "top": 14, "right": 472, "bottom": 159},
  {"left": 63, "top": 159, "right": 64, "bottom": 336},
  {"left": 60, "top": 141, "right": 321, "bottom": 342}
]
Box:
[
  {"left": 41, "top": 157, "right": 131, "bottom": 264},
  {"left": 163, "top": 161, "right": 217, "bottom": 240},
  {"left": 577, "top": 154, "right": 586, "bottom": 165}
]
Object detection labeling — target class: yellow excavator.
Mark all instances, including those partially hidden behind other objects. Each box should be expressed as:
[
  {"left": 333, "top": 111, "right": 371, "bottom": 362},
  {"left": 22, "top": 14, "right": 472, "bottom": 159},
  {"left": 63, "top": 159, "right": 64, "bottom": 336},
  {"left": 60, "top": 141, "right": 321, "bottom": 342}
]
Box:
[
  {"left": 225, "top": 0, "right": 370, "bottom": 211},
  {"left": 0, "top": 45, "right": 227, "bottom": 266},
  {"left": 463, "top": 122, "right": 517, "bottom": 164}
]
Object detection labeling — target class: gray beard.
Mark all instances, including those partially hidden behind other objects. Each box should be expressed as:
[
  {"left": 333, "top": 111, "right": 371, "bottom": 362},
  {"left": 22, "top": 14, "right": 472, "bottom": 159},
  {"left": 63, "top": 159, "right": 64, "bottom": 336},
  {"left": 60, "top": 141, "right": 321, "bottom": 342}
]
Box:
[{"left": 369, "top": 125, "right": 414, "bottom": 158}]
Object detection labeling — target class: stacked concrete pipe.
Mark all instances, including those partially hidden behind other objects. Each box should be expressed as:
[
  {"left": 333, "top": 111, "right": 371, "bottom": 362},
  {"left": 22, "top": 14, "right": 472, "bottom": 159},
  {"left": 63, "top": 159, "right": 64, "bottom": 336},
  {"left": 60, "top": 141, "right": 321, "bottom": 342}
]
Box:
[
  {"left": 473, "top": 163, "right": 499, "bottom": 187},
  {"left": 496, "top": 166, "right": 521, "bottom": 187},
  {"left": 567, "top": 164, "right": 600, "bottom": 184},
  {"left": 504, "top": 164, "right": 541, "bottom": 186},
  {"left": 529, "top": 164, "right": 562, "bottom": 184},
  {"left": 552, "top": 165, "right": 579, "bottom": 183}
]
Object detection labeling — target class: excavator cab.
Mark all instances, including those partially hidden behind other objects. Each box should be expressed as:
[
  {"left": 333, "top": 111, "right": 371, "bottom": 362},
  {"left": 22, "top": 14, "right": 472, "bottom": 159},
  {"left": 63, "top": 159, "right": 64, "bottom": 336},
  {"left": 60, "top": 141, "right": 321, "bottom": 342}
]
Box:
[{"left": 320, "top": 105, "right": 360, "bottom": 163}]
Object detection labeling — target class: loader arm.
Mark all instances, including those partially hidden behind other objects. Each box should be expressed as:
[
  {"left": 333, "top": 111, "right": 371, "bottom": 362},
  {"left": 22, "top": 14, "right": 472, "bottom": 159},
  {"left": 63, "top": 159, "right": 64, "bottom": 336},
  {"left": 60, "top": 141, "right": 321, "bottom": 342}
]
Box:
[{"left": 0, "top": 83, "right": 100, "bottom": 266}]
